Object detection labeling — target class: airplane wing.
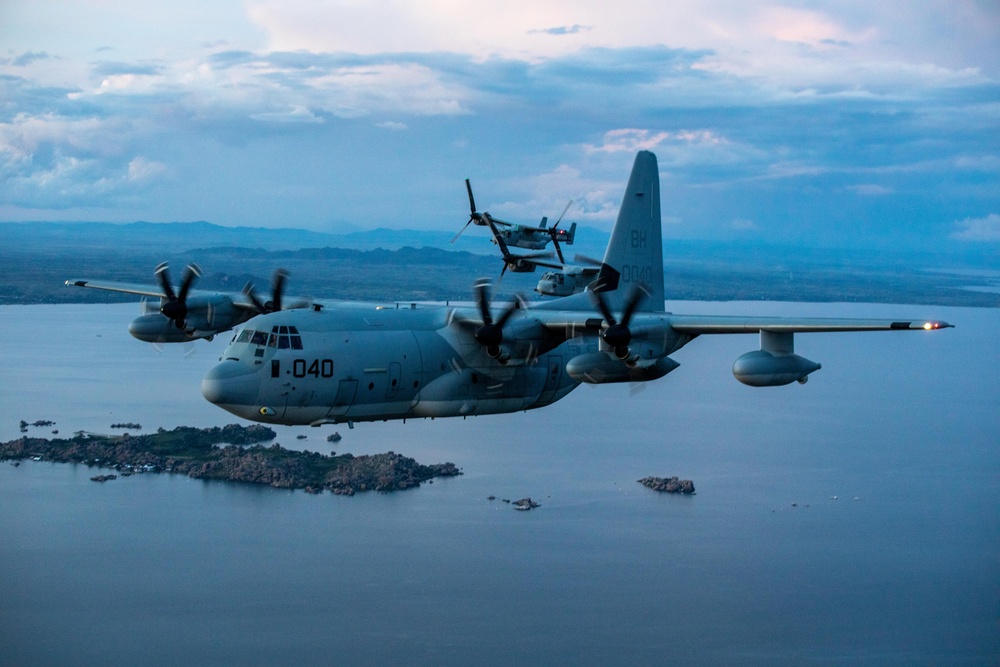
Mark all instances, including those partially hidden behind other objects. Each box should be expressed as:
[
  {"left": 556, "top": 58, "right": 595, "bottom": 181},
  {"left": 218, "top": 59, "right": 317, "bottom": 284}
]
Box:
[
  {"left": 65, "top": 279, "right": 169, "bottom": 300},
  {"left": 667, "top": 315, "right": 953, "bottom": 334},
  {"left": 65, "top": 278, "right": 266, "bottom": 312}
]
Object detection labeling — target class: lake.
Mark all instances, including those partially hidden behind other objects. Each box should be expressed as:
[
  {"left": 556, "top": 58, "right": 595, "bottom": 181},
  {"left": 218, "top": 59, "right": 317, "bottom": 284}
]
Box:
[{"left": 1, "top": 302, "right": 997, "bottom": 666}]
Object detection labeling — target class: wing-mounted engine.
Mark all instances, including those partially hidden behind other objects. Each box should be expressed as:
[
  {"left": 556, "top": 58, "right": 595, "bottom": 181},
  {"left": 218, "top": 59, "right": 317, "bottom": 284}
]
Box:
[
  {"left": 129, "top": 294, "right": 243, "bottom": 342},
  {"left": 565, "top": 284, "right": 682, "bottom": 384},
  {"left": 457, "top": 279, "right": 559, "bottom": 366},
  {"left": 732, "top": 331, "right": 821, "bottom": 386}
]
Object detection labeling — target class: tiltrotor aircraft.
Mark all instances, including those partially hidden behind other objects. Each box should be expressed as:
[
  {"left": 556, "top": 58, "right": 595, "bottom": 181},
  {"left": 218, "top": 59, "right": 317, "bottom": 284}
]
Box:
[
  {"left": 452, "top": 179, "right": 578, "bottom": 263},
  {"left": 71, "top": 151, "right": 952, "bottom": 428},
  {"left": 535, "top": 255, "right": 603, "bottom": 297}
]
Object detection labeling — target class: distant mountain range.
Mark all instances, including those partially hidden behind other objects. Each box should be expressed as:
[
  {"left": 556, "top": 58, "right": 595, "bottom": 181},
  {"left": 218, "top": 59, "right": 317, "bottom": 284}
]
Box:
[
  {"left": 0, "top": 220, "right": 609, "bottom": 257},
  {"left": 1, "top": 220, "right": 996, "bottom": 307}
]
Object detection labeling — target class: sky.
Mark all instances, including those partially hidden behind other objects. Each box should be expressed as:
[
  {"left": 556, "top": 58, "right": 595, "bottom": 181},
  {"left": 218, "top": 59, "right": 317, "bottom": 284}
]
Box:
[{"left": 2, "top": 0, "right": 999, "bottom": 253}]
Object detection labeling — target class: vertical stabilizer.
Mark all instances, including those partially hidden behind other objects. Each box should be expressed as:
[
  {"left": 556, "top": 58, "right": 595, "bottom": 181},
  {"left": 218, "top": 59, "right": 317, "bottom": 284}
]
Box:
[{"left": 594, "top": 151, "right": 664, "bottom": 311}]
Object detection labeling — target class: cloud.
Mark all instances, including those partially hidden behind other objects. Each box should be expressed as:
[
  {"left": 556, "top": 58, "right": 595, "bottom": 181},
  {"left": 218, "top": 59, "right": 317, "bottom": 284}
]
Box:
[
  {"left": 731, "top": 218, "right": 756, "bottom": 230},
  {"left": 847, "top": 184, "right": 893, "bottom": 196},
  {"left": 951, "top": 213, "right": 1000, "bottom": 242},
  {"left": 250, "top": 105, "right": 324, "bottom": 123},
  {"left": 7, "top": 51, "right": 51, "bottom": 67},
  {"left": 375, "top": 121, "right": 408, "bottom": 131},
  {"left": 529, "top": 25, "right": 591, "bottom": 36}
]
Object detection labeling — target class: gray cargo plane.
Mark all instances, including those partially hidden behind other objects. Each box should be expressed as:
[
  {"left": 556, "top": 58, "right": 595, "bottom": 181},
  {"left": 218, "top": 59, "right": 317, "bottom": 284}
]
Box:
[{"left": 188, "top": 151, "right": 951, "bottom": 427}]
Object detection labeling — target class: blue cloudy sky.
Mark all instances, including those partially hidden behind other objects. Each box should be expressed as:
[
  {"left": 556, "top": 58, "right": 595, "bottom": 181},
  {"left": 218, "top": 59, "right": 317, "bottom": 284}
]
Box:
[{"left": 2, "top": 0, "right": 999, "bottom": 252}]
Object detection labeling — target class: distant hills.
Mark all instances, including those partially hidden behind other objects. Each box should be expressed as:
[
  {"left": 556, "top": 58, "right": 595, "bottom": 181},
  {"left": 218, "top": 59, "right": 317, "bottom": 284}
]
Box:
[
  {"left": 0, "top": 220, "right": 611, "bottom": 256},
  {"left": 1, "top": 220, "right": 997, "bottom": 307}
]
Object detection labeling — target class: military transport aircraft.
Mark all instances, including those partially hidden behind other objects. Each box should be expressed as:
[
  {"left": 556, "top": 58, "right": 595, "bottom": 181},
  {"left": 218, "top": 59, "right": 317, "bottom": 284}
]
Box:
[
  {"left": 186, "top": 150, "right": 949, "bottom": 428},
  {"left": 67, "top": 263, "right": 307, "bottom": 343}
]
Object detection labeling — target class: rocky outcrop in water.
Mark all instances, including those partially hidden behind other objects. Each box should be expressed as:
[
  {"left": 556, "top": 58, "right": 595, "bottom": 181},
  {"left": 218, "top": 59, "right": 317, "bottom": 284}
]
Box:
[
  {"left": 1, "top": 425, "right": 461, "bottom": 494},
  {"left": 638, "top": 476, "right": 695, "bottom": 494}
]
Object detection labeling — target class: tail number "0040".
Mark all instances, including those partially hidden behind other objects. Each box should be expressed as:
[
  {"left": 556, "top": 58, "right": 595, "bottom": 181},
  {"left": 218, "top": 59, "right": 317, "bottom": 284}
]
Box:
[{"left": 292, "top": 359, "right": 334, "bottom": 378}]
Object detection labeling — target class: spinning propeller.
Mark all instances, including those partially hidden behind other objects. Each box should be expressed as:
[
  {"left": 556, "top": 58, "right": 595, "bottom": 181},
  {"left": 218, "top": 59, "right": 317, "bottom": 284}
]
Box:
[
  {"left": 453, "top": 179, "right": 507, "bottom": 243},
  {"left": 243, "top": 268, "right": 289, "bottom": 314},
  {"left": 155, "top": 262, "right": 201, "bottom": 330},
  {"left": 473, "top": 279, "right": 523, "bottom": 358},
  {"left": 543, "top": 199, "right": 574, "bottom": 263},
  {"left": 589, "top": 283, "right": 649, "bottom": 360}
]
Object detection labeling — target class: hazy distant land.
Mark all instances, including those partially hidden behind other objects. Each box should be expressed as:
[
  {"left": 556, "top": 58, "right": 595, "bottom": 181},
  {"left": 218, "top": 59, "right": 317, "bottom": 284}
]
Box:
[{"left": 1, "top": 221, "right": 997, "bottom": 307}]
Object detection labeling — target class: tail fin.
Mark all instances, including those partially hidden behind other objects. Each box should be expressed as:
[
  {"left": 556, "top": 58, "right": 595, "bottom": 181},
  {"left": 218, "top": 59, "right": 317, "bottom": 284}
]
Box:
[
  {"left": 566, "top": 222, "right": 577, "bottom": 245},
  {"left": 594, "top": 151, "right": 664, "bottom": 311}
]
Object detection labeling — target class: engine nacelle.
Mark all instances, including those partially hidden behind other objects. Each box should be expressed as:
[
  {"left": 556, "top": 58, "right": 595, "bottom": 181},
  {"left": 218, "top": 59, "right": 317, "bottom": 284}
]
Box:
[
  {"left": 566, "top": 352, "right": 680, "bottom": 384},
  {"left": 732, "top": 350, "right": 820, "bottom": 387}
]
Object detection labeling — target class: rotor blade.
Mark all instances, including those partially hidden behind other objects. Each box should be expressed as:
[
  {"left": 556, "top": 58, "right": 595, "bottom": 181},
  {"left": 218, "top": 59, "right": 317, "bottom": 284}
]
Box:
[
  {"left": 154, "top": 262, "right": 176, "bottom": 301},
  {"left": 465, "top": 179, "right": 476, "bottom": 215},
  {"left": 552, "top": 238, "right": 565, "bottom": 264},
  {"left": 451, "top": 219, "right": 473, "bottom": 244},
  {"left": 553, "top": 199, "right": 573, "bottom": 228},
  {"left": 485, "top": 216, "right": 511, "bottom": 256},
  {"left": 574, "top": 254, "right": 603, "bottom": 267}
]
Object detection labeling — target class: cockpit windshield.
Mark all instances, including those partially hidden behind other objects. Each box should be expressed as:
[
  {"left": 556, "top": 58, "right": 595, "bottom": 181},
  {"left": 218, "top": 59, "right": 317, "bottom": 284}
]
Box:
[{"left": 234, "top": 325, "right": 302, "bottom": 349}]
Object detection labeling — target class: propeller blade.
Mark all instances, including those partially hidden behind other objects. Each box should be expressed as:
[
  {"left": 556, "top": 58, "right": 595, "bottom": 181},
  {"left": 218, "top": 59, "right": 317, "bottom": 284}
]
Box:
[
  {"left": 588, "top": 283, "right": 649, "bottom": 358},
  {"left": 620, "top": 283, "right": 649, "bottom": 328},
  {"left": 154, "top": 262, "right": 176, "bottom": 302},
  {"left": 588, "top": 290, "right": 617, "bottom": 328},
  {"left": 552, "top": 238, "right": 565, "bottom": 264},
  {"left": 156, "top": 262, "right": 199, "bottom": 330},
  {"left": 465, "top": 179, "right": 477, "bottom": 215},
  {"left": 271, "top": 269, "right": 287, "bottom": 312},
  {"left": 474, "top": 279, "right": 493, "bottom": 326},
  {"left": 574, "top": 254, "right": 604, "bottom": 267},
  {"left": 243, "top": 282, "right": 267, "bottom": 313},
  {"left": 471, "top": 279, "right": 524, "bottom": 355},
  {"left": 451, "top": 219, "right": 473, "bottom": 244},
  {"left": 553, "top": 200, "right": 573, "bottom": 228},
  {"left": 485, "top": 215, "right": 511, "bottom": 256},
  {"left": 176, "top": 264, "right": 201, "bottom": 303}
]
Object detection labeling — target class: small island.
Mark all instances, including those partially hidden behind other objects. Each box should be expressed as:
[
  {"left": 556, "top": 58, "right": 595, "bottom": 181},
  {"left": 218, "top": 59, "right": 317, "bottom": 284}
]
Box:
[
  {"left": 638, "top": 476, "right": 695, "bottom": 494},
  {"left": 1, "top": 424, "right": 461, "bottom": 495}
]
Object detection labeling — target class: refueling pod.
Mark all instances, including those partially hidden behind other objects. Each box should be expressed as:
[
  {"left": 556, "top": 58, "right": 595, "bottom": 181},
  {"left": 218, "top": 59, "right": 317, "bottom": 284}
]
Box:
[{"left": 732, "top": 331, "right": 820, "bottom": 387}]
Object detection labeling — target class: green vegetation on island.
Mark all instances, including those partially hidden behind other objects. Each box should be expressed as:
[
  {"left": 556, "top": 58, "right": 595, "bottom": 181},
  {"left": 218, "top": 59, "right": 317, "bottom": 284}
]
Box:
[{"left": 1, "top": 424, "right": 462, "bottom": 494}]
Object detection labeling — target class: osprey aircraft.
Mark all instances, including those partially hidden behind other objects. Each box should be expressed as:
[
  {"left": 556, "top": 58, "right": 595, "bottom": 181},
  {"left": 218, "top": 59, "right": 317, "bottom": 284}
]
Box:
[
  {"left": 185, "top": 150, "right": 949, "bottom": 427},
  {"left": 452, "top": 179, "right": 578, "bottom": 263}
]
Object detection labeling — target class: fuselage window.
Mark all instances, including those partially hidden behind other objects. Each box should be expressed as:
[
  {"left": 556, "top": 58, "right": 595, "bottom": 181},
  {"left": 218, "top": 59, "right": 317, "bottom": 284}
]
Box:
[
  {"left": 236, "top": 330, "right": 252, "bottom": 344},
  {"left": 268, "top": 333, "right": 277, "bottom": 348},
  {"left": 278, "top": 336, "right": 290, "bottom": 349},
  {"left": 250, "top": 331, "right": 268, "bottom": 346},
  {"left": 290, "top": 335, "right": 303, "bottom": 350}
]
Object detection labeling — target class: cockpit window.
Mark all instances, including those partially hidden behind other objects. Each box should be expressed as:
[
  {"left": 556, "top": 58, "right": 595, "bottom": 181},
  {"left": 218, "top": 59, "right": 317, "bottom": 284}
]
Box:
[
  {"left": 266, "top": 325, "right": 302, "bottom": 349},
  {"left": 234, "top": 326, "right": 302, "bottom": 350}
]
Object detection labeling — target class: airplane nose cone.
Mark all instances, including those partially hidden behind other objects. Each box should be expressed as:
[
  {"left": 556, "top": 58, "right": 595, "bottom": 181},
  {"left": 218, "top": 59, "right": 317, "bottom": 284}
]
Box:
[{"left": 201, "top": 361, "right": 261, "bottom": 406}]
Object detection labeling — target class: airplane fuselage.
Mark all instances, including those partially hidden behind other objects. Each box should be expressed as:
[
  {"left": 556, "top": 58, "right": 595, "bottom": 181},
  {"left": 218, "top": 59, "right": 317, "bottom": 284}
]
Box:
[{"left": 202, "top": 303, "right": 596, "bottom": 426}]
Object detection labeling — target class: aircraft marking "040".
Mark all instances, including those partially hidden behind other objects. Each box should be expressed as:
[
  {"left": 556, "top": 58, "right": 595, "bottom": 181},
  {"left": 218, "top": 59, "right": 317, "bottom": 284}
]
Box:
[{"left": 292, "top": 359, "right": 334, "bottom": 378}]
